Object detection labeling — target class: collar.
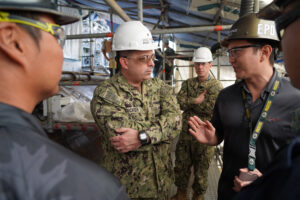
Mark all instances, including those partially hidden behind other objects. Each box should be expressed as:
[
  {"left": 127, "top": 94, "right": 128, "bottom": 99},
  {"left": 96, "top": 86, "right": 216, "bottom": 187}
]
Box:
[
  {"left": 115, "top": 73, "right": 153, "bottom": 97},
  {"left": 0, "top": 102, "right": 46, "bottom": 136},
  {"left": 242, "top": 68, "right": 279, "bottom": 99},
  {"left": 197, "top": 74, "right": 211, "bottom": 83}
]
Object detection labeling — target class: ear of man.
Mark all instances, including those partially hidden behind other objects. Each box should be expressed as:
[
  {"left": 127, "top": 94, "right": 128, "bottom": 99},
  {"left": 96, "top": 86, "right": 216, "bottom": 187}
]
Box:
[
  {"left": 0, "top": 22, "right": 30, "bottom": 69},
  {"left": 260, "top": 45, "right": 272, "bottom": 63},
  {"left": 119, "top": 57, "right": 129, "bottom": 70}
]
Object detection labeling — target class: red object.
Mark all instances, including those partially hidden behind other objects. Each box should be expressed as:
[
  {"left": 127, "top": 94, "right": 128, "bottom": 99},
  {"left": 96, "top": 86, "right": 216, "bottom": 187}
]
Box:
[
  {"left": 106, "top": 32, "right": 113, "bottom": 37},
  {"left": 72, "top": 81, "right": 80, "bottom": 86},
  {"left": 214, "top": 25, "right": 223, "bottom": 31}
]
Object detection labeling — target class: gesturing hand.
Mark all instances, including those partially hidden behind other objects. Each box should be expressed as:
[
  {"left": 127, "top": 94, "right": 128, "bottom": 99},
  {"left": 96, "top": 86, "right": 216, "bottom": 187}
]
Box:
[{"left": 188, "top": 116, "right": 217, "bottom": 145}]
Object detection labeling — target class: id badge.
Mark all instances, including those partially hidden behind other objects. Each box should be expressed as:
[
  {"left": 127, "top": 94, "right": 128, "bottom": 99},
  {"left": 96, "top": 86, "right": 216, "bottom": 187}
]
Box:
[{"left": 239, "top": 171, "right": 258, "bottom": 182}]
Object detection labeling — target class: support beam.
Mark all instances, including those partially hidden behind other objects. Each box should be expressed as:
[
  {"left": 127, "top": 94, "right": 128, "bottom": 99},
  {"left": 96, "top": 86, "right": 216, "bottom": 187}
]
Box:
[
  {"left": 138, "top": 0, "right": 143, "bottom": 22},
  {"left": 103, "top": 0, "right": 131, "bottom": 21}
]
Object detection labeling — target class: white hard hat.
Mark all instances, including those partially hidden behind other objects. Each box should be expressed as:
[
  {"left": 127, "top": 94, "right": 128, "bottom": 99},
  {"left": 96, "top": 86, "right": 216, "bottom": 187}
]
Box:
[
  {"left": 112, "top": 21, "right": 157, "bottom": 51},
  {"left": 192, "top": 47, "right": 213, "bottom": 63}
]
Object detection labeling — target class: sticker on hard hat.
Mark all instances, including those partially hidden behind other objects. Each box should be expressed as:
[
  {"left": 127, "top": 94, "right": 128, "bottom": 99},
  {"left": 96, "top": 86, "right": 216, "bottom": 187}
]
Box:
[
  {"left": 143, "top": 38, "right": 152, "bottom": 45},
  {"left": 257, "top": 23, "right": 276, "bottom": 37}
]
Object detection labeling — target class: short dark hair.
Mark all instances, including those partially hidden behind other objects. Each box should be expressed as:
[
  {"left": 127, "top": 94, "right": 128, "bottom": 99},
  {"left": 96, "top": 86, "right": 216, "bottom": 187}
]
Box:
[
  {"left": 8, "top": 11, "right": 42, "bottom": 47},
  {"left": 115, "top": 50, "right": 139, "bottom": 73},
  {"left": 246, "top": 39, "right": 277, "bottom": 65}
]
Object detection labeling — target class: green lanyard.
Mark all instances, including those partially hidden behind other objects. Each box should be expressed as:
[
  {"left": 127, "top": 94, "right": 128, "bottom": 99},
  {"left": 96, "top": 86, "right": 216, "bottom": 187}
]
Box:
[{"left": 241, "top": 76, "right": 281, "bottom": 171}]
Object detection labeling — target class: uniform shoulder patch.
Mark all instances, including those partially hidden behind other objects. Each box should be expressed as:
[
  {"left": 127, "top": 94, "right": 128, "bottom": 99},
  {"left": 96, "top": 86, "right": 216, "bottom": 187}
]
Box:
[{"left": 96, "top": 84, "right": 122, "bottom": 106}]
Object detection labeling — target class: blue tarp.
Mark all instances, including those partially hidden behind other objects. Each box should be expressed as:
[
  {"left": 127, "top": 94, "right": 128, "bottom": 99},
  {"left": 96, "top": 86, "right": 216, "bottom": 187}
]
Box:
[{"left": 67, "top": 0, "right": 237, "bottom": 48}]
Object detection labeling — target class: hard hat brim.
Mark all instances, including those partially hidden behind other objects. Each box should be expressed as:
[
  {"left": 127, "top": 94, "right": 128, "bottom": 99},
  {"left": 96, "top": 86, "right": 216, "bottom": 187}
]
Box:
[
  {"left": 0, "top": 6, "right": 79, "bottom": 25},
  {"left": 258, "top": 2, "right": 281, "bottom": 20}
]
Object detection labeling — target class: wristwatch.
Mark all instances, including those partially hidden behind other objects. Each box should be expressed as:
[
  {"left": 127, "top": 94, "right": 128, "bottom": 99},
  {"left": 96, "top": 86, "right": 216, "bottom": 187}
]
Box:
[{"left": 138, "top": 130, "right": 149, "bottom": 146}]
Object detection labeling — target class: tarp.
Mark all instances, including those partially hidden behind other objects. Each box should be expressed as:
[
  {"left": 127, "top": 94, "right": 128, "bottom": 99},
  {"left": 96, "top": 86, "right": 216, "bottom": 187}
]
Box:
[{"left": 65, "top": 0, "right": 239, "bottom": 48}]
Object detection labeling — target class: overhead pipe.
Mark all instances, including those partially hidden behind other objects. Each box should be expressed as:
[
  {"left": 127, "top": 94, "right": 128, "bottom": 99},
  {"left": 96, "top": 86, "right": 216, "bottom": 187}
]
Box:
[
  {"left": 66, "top": 32, "right": 113, "bottom": 40},
  {"left": 151, "top": 25, "right": 232, "bottom": 35},
  {"left": 138, "top": 0, "right": 143, "bottom": 22},
  {"left": 240, "top": 0, "right": 255, "bottom": 17},
  {"left": 103, "top": 0, "right": 131, "bottom": 21},
  {"left": 66, "top": 25, "right": 230, "bottom": 40},
  {"left": 254, "top": 0, "right": 260, "bottom": 12}
]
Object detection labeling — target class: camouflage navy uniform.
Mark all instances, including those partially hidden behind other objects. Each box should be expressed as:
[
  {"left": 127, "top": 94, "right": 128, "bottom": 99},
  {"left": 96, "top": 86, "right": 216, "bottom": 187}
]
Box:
[
  {"left": 91, "top": 73, "right": 182, "bottom": 199},
  {"left": 174, "top": 75, "right": 223, "bottom": 195}
]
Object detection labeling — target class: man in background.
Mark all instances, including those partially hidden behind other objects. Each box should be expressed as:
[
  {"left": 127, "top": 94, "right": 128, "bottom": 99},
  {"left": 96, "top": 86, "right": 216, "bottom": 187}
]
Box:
[{"left": 172, "top": 47, "right": 223, "bottom": 200}]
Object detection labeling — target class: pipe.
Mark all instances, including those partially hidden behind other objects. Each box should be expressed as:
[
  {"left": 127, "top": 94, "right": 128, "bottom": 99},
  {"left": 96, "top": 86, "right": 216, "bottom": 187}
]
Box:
[
  {"left": 138, "top": 0, "right": 143, "bottom": 22},
  {"left": 60, "top": 72, "right": 109, "bottom": 82},
  {"left": 240, "top": 0, "right": 254, "bottom": 17},
  {"left": 151, "top": 25, "right": 232, "bottom": 35},
  {"left": 66, "top": 26, "right": 229, "bottom": 40},
  {"left": 103, "top": 0, "right": 131, "bottom": 21},
  {"left": 254, "top": 0, "right": 260, "bottom": 13},
  {"left": 66, "top": 32, "right": 113, "bottom": 40}
]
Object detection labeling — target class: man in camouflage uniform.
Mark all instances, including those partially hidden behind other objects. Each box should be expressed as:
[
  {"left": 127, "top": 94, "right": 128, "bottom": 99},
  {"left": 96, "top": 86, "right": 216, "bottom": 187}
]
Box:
[
  {"left": 233, "top": 1, "right": 300, "bottom": 199},
  {"left": 91, "top": 21, "right": 182, "bottom": 200},
  {"left": 172, "top": 47, "right": 223, "bottom": 200}
]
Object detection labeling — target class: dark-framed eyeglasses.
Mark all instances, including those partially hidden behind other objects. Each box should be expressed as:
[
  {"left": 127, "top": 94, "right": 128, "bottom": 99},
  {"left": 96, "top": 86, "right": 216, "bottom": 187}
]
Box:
[
  {"left": 275, "top": 6, "right": 300, "bottom": 40},
  {"left": 227, "top": 44, "right": 261, "bottom": 58},
  {"left": 122, "top": 54, "right": 157, "bottom": 64},
  {"left": 0, "top": 11, "right": 66, "bottom": 48}
]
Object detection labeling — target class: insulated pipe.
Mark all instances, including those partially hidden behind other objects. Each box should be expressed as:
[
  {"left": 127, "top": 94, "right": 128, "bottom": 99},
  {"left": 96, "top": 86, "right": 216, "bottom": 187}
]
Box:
[
  {"left": 151, "top": 25, "right": 232, "bottom": 35},
  {"left": 60, "top": 73, "right": 109, "bottom": 82},
  {"left": 103, "top": 0, "right": 131, "bottom": 21},
  {"left": 138, "top": 0, "right": 143, "bottom": 22},
  {"left": 254, "top": 0, "right": 260, "bottom": 13},
  {"left": 240, "top": 0, "right": 254, "bottom": 17}
]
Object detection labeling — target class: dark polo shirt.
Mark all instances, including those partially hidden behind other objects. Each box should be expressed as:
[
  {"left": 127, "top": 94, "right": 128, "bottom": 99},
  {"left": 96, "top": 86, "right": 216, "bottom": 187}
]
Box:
[{"left": 212, "top": 70, "right": 300, "bottom": 200}]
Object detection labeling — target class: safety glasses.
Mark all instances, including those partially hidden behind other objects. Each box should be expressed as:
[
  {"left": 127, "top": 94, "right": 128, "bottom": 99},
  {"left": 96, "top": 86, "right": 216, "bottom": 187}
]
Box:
[
  {"left": 227, "top": 44, "right": 261, "bottom": 58},
  {"left": 123, "top": 54, "right": 157, "bottom": 64},
  {"left": 275, "top": 6, "right": 300, "bottom": 40},
  {"left": 0, "top": 11, "right": 66, "bottom": 47}
]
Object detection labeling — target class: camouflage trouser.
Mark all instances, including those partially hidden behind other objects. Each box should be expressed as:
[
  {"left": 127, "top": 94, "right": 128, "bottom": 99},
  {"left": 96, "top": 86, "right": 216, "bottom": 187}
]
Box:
[{"left": 174, "top": 132, "right": 215, "bottom": 195}]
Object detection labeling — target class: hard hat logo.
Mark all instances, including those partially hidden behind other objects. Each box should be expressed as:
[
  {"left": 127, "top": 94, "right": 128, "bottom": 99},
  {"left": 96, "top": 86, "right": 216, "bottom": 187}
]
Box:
[
  {"left": 221, "top": 13, "right": 279, "bottom": 47},
  {"left": 142, "top": 38, "right": 154, "bottom": 45},
  {"left": 257, "top": 23, "right": 276, "bottom": 37}
]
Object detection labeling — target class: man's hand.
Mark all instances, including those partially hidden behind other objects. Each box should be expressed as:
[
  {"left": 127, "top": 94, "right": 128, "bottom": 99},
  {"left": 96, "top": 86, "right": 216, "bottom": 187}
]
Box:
[
  {"left": 193, "top": 90, "right": 207, "bottom": 104},
  {"left": 233, "top": 168, "right": 262, "bottom": 192},
  {"left": 109, "top": 128, "right": 141, "bottom": 153},
  {"left": 188, "top": 116, "right": 218, "bottom": 145}
]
